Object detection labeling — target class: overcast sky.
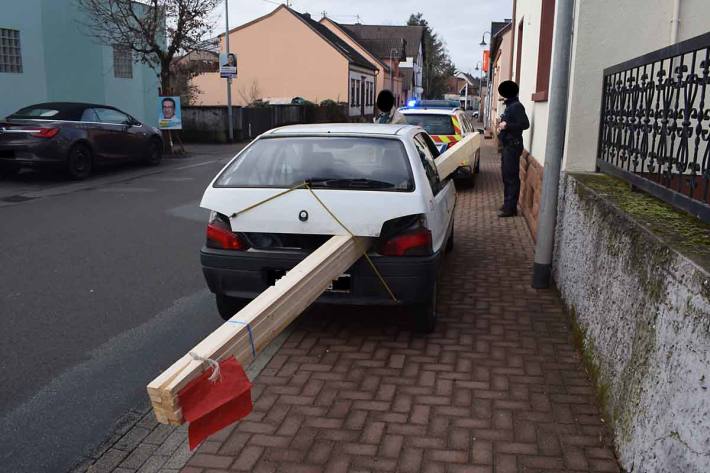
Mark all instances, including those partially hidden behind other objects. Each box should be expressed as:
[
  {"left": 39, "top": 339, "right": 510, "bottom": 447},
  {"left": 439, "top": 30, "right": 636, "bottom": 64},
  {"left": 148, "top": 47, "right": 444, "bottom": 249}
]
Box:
[{"left": 214, "top": 0, "right": 512, "bottom": 75}]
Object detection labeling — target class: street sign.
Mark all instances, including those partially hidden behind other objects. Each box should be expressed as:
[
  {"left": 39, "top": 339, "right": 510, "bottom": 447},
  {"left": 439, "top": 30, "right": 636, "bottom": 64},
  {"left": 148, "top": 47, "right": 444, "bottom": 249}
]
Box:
[{"left": 220, "top": 52, "right": 237, "bottom": 79}]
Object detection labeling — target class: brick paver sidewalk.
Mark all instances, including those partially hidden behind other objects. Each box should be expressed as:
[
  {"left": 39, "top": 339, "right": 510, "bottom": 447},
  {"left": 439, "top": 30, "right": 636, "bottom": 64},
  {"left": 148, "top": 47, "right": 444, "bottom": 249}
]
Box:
[{"left": 181, "top": 139, "right": 620, "bottom": 473}]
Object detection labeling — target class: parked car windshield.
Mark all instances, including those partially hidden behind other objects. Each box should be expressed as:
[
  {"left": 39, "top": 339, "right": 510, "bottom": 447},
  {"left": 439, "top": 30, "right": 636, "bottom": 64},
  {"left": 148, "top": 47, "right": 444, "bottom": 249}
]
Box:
[
  {"left": 215, "top": 136, "right": 414, "bottom": 191},
  {"left": 403, "top": 114, "right": 455, "bottom": 135}
]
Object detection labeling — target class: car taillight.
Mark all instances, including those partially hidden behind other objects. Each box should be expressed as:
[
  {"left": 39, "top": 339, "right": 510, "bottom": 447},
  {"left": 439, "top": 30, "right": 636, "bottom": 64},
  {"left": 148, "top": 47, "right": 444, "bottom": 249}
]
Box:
[
  {"left": 380, "top": 227, "right": 433, "bottom": 256},
  {"left": 32, "top": 128, "right": 60, "bottom": 138},
  {"left": 206, "top": 218, "right": 248, "bottom": 250}
]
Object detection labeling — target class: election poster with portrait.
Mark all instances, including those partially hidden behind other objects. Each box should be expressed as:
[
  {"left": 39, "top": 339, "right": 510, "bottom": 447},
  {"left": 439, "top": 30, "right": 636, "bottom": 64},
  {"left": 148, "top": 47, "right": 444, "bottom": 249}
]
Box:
[
  {"left": 158, "top": 96, "right": 182, "bottom": 130},
  {"left": 220, "top": 52, "right": 237, "bottom": 79}
]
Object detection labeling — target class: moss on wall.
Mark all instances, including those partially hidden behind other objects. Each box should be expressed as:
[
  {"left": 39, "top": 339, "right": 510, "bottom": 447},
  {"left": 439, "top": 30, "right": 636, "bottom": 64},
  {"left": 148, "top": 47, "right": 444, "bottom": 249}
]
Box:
[
  {"left": 558, "top": 173, "right": 710, "bottom": 471},
  {"left": 571, "top": 173, "right": 710, "bottom": 270}
]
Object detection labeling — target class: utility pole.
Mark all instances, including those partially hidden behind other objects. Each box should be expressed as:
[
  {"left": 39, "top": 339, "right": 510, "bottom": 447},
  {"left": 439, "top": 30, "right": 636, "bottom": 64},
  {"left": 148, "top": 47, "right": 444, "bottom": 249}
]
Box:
[
  {"left": 225, "top": 0, "right": 234, "bottom": 142},
  {"left": 464, "top": 81, "right": 468, "bottom": 110},
  {"left": 390, "top": 48, "right": 399, "bottom": 92}
]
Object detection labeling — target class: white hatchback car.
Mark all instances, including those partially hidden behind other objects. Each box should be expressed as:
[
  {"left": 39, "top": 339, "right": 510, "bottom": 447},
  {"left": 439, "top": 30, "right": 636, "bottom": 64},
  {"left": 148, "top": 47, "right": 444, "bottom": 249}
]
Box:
[{"left": 199, "top": 123, "right": 456, "bottom": 332}]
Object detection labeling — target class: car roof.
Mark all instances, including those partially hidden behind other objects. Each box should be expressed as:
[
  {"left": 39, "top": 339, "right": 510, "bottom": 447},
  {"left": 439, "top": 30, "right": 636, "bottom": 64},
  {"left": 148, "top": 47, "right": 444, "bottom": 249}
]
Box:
[
  {"left": 400, "top": 108, "right": 459, "bottom": 116},
  {"left": 266, "top": 123, "right": 413, "bottom": 136}
]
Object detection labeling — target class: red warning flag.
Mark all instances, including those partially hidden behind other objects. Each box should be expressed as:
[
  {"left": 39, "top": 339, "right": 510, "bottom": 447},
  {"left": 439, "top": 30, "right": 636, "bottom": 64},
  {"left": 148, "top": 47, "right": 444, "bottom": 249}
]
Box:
[{"left": 177, "top": 356, "right": 253, "bottom": 450}]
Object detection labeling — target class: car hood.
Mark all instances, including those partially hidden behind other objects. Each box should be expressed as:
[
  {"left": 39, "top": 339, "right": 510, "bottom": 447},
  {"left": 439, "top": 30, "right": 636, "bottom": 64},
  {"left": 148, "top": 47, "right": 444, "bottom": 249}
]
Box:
[{"left": 200, "top": 186, "right": 428, "bottom": 237}]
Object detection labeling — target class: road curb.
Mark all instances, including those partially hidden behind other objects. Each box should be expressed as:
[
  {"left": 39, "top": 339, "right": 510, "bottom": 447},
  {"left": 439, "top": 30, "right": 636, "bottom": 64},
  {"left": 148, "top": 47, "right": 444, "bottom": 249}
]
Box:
[{"left": 72, "top": 321, "right": 297, "bottom": 473}]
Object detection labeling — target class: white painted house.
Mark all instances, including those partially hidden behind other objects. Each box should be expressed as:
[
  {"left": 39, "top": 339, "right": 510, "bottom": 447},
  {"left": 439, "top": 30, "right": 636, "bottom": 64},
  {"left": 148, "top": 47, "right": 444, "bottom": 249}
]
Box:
[{"left": 505, "top": 1, "right": 710, "bottom": 472}]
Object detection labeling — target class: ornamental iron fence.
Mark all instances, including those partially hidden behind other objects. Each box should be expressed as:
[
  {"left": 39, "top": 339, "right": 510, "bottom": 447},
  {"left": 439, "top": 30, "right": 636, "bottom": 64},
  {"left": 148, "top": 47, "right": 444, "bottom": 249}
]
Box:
[{"left": 598, "top": 32, "right": 710, "bottom": 222}]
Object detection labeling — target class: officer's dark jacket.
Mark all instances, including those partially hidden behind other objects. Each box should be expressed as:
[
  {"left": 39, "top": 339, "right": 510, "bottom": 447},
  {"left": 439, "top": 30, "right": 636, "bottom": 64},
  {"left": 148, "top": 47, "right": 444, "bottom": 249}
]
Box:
[{"left": 499, "top": 96, "right": 530, "bottom": 146}]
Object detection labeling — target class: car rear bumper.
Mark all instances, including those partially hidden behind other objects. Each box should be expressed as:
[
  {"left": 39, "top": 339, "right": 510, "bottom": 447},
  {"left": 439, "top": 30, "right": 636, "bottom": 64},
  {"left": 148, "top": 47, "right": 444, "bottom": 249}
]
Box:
[
  {"left": 0, "top": 140, "right": 68, "bottom": 167},
  {"left": 201, "top": 246, "right": 442, "bottom": 306}
]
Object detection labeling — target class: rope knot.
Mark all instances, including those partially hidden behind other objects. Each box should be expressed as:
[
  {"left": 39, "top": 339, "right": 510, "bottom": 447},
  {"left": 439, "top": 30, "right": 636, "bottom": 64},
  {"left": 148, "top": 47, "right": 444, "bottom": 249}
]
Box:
[{"left": 189, "top": 352, "right": 221, "bottom": 383}]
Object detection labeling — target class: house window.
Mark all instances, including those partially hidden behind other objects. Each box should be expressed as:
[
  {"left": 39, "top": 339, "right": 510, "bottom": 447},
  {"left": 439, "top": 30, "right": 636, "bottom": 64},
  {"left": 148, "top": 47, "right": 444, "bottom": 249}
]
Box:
[
  {"left": 515, "top": 19, "right": 523, "bottom": 84},
  {"left": 0, "top": 28, "right": 22, "bottom": 73},
  {"left": 356, "top": 79, "right": 361, "bottom": 106},
  {"left": 113, "top": 45, "right": 133, "bottom": 78},
  {"left": 533, "top": 0, "right": 555, "bottom": 102},
  {"left": 351, "top": 79, "right": 356, "bottom": 106}
]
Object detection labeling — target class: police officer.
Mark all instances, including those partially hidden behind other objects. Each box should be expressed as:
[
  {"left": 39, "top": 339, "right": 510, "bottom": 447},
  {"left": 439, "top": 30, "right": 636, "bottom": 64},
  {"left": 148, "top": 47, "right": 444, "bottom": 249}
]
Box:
[
  {"left": 496, "top": 80, "right": 530, "bottom": 217},
  {"left": 374, "top": 89, "right": 406, "bottom": 124}
]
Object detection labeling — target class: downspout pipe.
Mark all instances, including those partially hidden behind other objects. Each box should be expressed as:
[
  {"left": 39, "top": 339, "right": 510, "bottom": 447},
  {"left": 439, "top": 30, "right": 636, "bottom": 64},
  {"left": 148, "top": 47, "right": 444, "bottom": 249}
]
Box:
[
  {"left": 670, "top": 0, "right": 681, "bottom": 44},
  {"left": 531, "top": 0, "right": 575, "bottom": 289}
]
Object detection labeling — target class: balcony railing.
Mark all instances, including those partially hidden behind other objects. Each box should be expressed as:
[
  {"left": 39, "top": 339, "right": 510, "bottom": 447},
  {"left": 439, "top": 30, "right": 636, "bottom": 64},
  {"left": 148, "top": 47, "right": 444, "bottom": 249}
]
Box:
[{"left": 597, "top": 32, "right": 710, "bottom": 222}]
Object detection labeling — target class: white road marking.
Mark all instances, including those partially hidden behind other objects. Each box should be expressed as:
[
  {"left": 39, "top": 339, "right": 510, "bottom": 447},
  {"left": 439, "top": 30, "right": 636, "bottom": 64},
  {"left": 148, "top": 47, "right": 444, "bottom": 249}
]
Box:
[
  {"left": 149, "top": 177, "right": 194, "bottom": 182},
  {"left": 174, "top": 159, "right": 222, "bottom": 170},
  {"left": 98, "top": 187, "right": 156, "bottom": 193}
]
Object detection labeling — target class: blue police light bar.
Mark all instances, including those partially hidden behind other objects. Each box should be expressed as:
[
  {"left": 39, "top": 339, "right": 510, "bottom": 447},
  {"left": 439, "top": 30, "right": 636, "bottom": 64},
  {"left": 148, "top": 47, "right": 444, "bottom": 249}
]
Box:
[{"left": 407, "top": 99, "right": 418, "bottom": 108}]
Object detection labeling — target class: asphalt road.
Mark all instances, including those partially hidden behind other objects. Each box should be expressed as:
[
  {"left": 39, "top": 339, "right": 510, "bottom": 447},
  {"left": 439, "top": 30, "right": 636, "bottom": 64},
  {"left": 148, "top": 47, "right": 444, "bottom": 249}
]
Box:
[{"left": 0, "top": 144, "right": 245, "bottom": 473}]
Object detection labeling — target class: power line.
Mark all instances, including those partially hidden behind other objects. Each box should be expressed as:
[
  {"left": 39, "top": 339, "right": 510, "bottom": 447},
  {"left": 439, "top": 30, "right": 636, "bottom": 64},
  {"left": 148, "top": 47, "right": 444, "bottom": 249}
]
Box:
[{"left": 260, "top": 0, "right": 292, "bottom": 6}]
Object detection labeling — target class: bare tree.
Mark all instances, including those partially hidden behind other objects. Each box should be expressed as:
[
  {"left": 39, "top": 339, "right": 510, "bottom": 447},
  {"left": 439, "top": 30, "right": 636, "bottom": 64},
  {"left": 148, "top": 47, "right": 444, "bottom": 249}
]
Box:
[
  {"left": 76, "top": 0, "right": 221, "bottom": 95},
  {"left": 238, "top": 80, "right": 262, "bottom": 106},
  {"left": 171, "top": 50, "right": 219, "bottom": 104}
]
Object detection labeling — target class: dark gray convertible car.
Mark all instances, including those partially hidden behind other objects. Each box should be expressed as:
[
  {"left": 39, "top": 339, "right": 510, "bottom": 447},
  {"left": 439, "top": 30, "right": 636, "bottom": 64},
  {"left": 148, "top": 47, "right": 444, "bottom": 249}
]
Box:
[{"left": 0, "top": 102, "right": 163, "bottom": 179}]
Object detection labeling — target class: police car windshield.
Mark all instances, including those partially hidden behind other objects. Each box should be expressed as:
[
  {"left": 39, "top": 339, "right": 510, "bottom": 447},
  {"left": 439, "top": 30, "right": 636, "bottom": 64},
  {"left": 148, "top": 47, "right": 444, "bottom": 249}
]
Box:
[
  {"left": 403, "top": 114, "right": 455, "bottom": 135},
  {"left": 215, "top": 136, "right": 414, "bottom": 192}
]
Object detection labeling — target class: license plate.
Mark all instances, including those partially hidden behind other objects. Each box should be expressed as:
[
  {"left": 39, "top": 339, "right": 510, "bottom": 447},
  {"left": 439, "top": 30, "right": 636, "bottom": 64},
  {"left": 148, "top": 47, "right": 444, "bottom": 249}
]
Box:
[
  {"left": 267, "top": 268, "right": 351, "bottom": 293},
  {"left": 327, "top": 273, "right": 351, "bottom": 293}
]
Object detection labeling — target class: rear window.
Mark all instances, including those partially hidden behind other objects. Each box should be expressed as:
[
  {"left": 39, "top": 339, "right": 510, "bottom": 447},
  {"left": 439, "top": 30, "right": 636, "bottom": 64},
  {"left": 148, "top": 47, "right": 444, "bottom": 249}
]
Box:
[
  {"left": 9, "top": 105, "right": 77, "bottom": 120},
  {"left": 403, "top": 114, "right": 455, "bottom": 135},
  {"left": 215, "top": 136, "right": 414, "bottom": 192}
]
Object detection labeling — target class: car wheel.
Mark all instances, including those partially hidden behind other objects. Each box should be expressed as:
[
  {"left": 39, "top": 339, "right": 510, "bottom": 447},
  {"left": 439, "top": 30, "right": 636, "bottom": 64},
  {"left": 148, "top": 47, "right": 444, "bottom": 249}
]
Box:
[
  {"left": 0, "top": 164, "right": 20, "bottom": 178},
  {"left": 216, "top": 294, "right": 249, "bottom": 321},
  {"left": 66, "top": 143, "right": 93, "bottom": 180},
  {"left": 474, "top": 155, "right": 481, "bottom": 174},
  {"left": 413, "top": 282, "right": 438, "bottom": 333},
  {"left": 145, "top": 139, "right": 162, "bottom": 166}
]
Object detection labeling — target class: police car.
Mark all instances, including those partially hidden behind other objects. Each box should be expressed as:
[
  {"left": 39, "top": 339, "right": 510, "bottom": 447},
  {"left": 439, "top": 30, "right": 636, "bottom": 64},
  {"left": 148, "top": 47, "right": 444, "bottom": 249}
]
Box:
[{"left": 400, "top": 103, "right": 480, "bottom": 185}]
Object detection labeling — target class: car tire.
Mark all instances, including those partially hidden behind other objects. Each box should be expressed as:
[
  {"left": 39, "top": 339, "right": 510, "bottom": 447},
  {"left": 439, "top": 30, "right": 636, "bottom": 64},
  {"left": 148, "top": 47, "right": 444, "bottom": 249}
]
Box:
[
  {"left": 216, "top": 294, "right": 249, "bottom": 321},
  {"left": 413, "top": 282, "right": 438, "bottom": 333},
  {"left": 66, "top": 143, "right": 93, "bottom": 180},
  {"left": 474, "top": 155, "right": 481, "bottom": 174},
  {"left": 0, "top": 164, "right": 20, "bottom": 178},
  {"left": 144, "top": 139, "right": 162, "bottom": 166}
]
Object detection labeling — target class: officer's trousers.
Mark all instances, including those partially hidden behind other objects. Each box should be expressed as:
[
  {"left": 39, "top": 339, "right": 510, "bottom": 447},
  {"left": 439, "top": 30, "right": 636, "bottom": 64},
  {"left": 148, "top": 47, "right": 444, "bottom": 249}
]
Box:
[{"left": 501, "top": 142, "right": 523, "bottom": 211}]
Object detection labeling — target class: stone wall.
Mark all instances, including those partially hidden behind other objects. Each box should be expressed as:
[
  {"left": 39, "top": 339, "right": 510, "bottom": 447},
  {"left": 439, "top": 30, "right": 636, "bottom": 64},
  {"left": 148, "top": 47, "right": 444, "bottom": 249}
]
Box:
[
  {"left": 519, "top": 151, "right": 544, "bottom": 240},
  {"left": 553, "top": 173, "right": 710, "bottom": 472}
]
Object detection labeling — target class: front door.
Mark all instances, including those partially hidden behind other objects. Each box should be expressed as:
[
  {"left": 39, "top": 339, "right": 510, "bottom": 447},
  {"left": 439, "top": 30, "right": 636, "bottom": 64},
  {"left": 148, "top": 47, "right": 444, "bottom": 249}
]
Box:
[{"left": 93, "top": 107, "right": 141, "bottom": 160}]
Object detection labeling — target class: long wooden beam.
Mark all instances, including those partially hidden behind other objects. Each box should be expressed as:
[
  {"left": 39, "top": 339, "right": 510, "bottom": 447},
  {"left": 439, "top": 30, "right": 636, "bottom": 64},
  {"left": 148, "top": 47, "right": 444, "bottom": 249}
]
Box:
[
  {"left": 147, "top": 234, "right": 371, "bottom": 425},
  {"left": 436, "top": 132, "right": 482, "bottom": 180}
]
